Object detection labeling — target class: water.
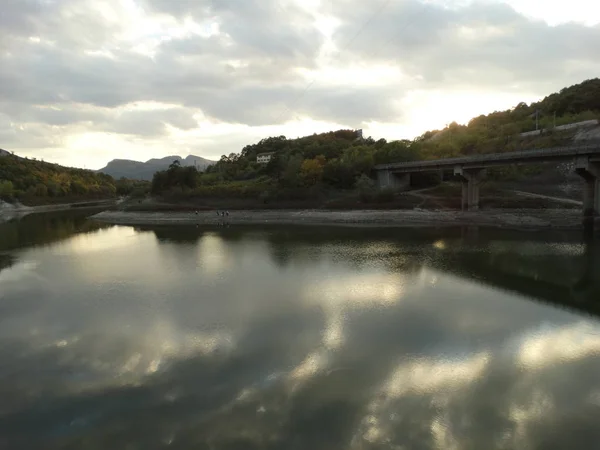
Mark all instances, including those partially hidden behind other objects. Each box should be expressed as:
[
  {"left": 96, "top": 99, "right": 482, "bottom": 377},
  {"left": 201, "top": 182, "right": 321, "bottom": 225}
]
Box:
[{"left": 1, "top": 211, "right": 599, "bottom": 449}]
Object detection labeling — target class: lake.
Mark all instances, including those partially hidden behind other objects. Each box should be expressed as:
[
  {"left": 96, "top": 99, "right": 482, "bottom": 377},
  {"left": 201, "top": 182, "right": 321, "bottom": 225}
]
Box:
[{"left": 1, "top": 210, "right": 599, "bottom": 449}]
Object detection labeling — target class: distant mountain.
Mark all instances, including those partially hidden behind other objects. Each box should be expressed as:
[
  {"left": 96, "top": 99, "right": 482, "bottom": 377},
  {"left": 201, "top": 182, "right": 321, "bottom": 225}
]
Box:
[
  {"left": 0, "top": 148, "right": 10, "bottom": 157},
  {"left": 98, "top": 154, "right": 215, "bottom": 180}
]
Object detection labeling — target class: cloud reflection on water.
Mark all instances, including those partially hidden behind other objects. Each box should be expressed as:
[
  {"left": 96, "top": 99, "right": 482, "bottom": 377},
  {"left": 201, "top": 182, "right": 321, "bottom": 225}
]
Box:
[{"left": 0, "top": 223, "right": 600, "bottom": 448}]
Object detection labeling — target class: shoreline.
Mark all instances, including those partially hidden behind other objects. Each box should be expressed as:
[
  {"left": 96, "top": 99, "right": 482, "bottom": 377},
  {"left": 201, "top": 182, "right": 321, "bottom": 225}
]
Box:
[
  {"left": 91, "top": 209, "right": 591, "bottom": 230},
  {"left": 0, "top": 199, "right": 117, "bottom": 224}
]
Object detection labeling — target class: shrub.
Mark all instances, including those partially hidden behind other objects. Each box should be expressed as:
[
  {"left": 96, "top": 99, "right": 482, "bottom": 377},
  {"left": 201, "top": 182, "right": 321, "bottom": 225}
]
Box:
[
  {"left": 375, "top": 187, "right": 395, "bottom": 203},
  {"left": 0, "top": 180, "right": 14, "bottom": 200},
  {"left": 355, "top": 174, "right": 376, "bottom": 202}
]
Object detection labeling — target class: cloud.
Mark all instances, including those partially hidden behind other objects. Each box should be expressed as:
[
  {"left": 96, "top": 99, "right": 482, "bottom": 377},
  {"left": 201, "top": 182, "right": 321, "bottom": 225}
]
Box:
[
  {"left": 0, "top": 0, "right": 599, "bottom": 167},
  {"left": 142, "top": 0, "right": 323, "bottom": 62},
  {"left": 107, "top": 107, "right": 200, "bottom": 136},
  {"left": 330, "top": 0, "right": 600, "bottom": 93},
  {"left": 0, "top": 0, "right": 127, "bottom": 50}
]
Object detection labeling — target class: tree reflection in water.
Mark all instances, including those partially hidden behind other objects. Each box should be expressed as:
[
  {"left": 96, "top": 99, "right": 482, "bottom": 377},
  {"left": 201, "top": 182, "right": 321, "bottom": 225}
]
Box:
[
  {"left": 0, "top": 222, "right": 599, "bottom": 449},
  {"left": 0, "top": 209, "right": 111, "bottom": 252}
]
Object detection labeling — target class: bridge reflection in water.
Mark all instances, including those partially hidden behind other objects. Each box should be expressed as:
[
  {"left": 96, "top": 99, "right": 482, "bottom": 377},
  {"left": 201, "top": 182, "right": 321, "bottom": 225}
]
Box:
[
  {"left": 430, "top": 227, "right": 600, "bottom": 318},
  {"left": 1, "top": 217, "right": 599, "bottom": 449}
]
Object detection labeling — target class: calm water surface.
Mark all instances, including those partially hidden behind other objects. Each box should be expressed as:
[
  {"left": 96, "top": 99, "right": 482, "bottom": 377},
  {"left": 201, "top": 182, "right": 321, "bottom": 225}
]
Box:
[{"left": 1, "top": 211, "right": 600, "bottom": 449}]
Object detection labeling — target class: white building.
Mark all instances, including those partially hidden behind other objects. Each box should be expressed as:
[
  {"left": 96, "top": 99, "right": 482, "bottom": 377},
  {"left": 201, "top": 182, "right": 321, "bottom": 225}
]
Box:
[{"left": 257, "top": 152, "right": 275, "bottom": 164}]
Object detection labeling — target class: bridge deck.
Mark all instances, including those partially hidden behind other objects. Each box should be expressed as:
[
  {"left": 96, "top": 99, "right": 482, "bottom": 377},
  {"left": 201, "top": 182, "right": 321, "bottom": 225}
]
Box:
[{"left": 375, "top": 144, "right": 600, "bottom": 173}]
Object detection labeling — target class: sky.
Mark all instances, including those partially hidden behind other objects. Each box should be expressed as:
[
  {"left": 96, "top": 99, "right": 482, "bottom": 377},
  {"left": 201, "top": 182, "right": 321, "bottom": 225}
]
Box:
[{"left": 1, "top": 0, "right": 599, "bottom": 169}]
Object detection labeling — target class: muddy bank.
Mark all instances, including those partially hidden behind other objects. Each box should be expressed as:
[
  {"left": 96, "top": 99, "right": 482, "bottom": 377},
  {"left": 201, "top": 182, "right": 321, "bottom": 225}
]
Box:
[{"left": 92, "top": 209, "right": 590, "bottom": 230}]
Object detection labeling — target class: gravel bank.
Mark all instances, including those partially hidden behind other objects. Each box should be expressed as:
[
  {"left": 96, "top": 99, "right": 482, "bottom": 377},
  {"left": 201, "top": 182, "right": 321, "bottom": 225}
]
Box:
[{"left": 92, "top": 209, "right": 588, "bottom": 230}]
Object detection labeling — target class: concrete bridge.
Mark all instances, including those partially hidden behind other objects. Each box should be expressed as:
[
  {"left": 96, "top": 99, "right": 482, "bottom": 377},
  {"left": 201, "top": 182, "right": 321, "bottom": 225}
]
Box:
[{"left": 374, "top": 144, "right": 600, "bottom": 220}]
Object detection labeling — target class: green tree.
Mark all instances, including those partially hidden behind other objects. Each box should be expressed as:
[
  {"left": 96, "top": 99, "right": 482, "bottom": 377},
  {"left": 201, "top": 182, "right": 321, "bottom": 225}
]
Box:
[
  {"left": 323, "top": 159, "right": 355, "bottom": 188},
  {"left": 151, "top": 164, "right": 199, "bottom": 195},
  {"left": 35, "top": 184, "right": 48, "bottom": 197},
  {"left": 281, "top": 155, "right": 303, "bottom": 187},
  {"left": 70, "top": 180, "right": 88, "bottom": 195},
  {"left": 0, "top": 180, "right": 14, "bottom": 200}
]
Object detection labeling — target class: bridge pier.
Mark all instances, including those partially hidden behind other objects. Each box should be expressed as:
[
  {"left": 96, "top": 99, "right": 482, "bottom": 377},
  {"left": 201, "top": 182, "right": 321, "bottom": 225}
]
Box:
[
  {"left": 454, "top": 167, "right": 484, "bottom": 211},
  {"left": 572, "top": 237, "right": 600, "bottom": 301},
  {"left": 376, "top": 170, "right": 410, "bottom": 190},
  {"left": 575, "top": 158, "right": 600, "bottom": 226}
]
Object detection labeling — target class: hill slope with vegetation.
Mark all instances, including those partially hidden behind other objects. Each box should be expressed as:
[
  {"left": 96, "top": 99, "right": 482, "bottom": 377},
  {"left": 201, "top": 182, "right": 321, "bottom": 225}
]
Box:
[
  {"left": 147, "top": 78, "right": 600, "bottom": 208},
  {"left": 0, "top": 153, "right": 118, "bottom": 206}
]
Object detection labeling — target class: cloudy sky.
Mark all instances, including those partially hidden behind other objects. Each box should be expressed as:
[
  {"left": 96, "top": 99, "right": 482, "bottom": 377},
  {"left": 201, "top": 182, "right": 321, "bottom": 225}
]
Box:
[{"left": 1, "top": 0, "right": 599, "bottom": 169}]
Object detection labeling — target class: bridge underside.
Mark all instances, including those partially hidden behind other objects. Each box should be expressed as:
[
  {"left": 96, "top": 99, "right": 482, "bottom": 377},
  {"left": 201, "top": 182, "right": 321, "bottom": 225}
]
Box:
[
  {"left": 376, "top": 170, "right": 410, "bottom": 191},
  {"left": 374, "top": 146, "right": 600, "bottom": 223}
]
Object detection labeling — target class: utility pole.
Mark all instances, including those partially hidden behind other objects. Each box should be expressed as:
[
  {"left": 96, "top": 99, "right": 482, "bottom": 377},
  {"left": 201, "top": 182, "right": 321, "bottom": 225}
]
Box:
[
  {"left": 535, "top": 109, "right": 540, "bottom": 131},
  {"left": 553, "top": 111, "right": 556, "bottom": 129}
]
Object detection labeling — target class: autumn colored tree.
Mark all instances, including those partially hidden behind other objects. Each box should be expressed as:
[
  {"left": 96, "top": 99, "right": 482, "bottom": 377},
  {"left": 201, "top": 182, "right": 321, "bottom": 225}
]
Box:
[
  {"left": 0, "top": 153, "right": 118, "bottom": 204},
  {"left": 300, "top": 157, "right": 325, "bottom": 185}
]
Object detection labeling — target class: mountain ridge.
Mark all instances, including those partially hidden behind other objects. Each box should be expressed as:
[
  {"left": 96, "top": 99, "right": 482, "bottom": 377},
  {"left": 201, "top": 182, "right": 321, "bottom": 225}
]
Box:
[{"left": 99, "top": 154, "right": 216, "bottom": 180}]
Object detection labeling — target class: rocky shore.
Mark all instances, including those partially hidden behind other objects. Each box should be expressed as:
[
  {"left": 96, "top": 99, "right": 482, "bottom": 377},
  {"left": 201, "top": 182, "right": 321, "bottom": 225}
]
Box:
[
  {"left": 0, "top": 199, "right": 117, "bottom": 224},
  {"left": 92, "top": 208, "right": 589, "bottom": 230}
]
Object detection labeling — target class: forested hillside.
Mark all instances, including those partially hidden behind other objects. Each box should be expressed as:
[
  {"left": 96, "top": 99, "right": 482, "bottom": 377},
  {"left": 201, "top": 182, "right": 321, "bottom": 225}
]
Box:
[
  {"left": 150, "top": 78, "right": 600, "bottom": 203},
  {"left": 4, "top": 78, "right": 599, "bottom": 207},
  {"left": 0, "top": 153, "right": 117, "bottom": 205},
  {"left": 151, "top": 130, "right": 418, "bottom": 202},
  {"left": 420, "top": 78, "right": 600, "bottom": 159}
]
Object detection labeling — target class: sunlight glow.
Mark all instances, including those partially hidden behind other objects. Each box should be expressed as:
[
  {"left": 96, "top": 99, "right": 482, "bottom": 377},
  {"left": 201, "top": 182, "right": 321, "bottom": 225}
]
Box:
[
  {"left": 297, "top": 63, "right": 405, "bottom": 87},
  {"left": 197, "top": 233, "right": 232, "bottom": 277},
  {"left": 304, "top": 273, "right": 405, "bottom": 308},
  {"left": 400, "top": 89, "right": 539, "bottom": 133},
  {"left": 62, "top": 227, "right": 138, "bottom": 255}
]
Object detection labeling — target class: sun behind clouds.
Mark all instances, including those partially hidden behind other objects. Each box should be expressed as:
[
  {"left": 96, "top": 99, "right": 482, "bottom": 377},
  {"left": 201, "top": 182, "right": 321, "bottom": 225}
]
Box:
[{"left": 1, "top": 0, "right": 599, "bottom": 168}]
